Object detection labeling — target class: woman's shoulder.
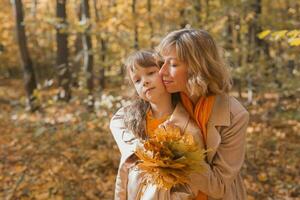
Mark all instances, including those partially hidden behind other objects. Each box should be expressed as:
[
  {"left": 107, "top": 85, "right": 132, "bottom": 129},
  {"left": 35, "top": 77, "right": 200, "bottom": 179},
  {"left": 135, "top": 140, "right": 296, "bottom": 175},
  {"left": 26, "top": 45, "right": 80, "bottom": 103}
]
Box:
[
  {"left": 225, "top": 95, "right": 250, "bottom": 126},
  {"left": 215, "top": 94, "right": 248, "bottom": 114},
  {"left": 227, "top": 95, "right": 249, "bottom": 116},
  {"left": 212, "top": 94, "right": 249, "bottom": 126}
]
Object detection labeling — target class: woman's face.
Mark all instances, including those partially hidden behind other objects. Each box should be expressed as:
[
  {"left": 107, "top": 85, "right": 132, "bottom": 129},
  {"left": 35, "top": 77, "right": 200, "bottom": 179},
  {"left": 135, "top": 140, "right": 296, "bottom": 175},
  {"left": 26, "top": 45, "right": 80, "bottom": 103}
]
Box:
[{"left": 159, "top": 47, "right": 189, "bottom": 94}]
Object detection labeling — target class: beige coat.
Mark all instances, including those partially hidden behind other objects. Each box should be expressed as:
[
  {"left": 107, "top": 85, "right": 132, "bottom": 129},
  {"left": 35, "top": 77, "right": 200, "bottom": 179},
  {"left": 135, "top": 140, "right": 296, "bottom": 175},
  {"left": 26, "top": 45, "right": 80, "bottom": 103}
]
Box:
[{"left": 110, "top": 94, "right": 249, "bottom": 200}]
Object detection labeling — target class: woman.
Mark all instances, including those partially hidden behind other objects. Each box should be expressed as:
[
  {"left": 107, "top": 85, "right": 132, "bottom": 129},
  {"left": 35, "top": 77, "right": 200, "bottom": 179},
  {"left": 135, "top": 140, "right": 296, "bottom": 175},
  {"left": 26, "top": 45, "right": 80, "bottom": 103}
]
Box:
[{"left": 156, "top": 28, "right": 249, "bottom": 200}]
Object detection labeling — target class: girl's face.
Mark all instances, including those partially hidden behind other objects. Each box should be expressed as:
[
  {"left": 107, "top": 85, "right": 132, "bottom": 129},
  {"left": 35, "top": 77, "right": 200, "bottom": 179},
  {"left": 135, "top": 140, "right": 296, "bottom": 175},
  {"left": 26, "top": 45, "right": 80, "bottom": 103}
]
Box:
[
  {"left": 159, "top": 47, "right": 189, "bottom": 94},
  {"left": 129, "top": 64, "right": 169, "bottom": 103}
]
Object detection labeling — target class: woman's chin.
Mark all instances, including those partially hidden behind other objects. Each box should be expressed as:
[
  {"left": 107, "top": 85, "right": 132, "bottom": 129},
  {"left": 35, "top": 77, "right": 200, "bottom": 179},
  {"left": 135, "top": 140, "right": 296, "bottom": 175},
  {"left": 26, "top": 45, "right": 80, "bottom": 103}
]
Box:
[{"left": 166, "top": 87, "right": 180, "bottom": 94}]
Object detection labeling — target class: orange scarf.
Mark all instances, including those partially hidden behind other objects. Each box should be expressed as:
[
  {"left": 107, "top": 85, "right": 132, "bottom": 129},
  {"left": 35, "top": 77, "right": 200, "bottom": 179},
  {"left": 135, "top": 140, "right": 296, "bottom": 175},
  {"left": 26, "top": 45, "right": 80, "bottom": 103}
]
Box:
[
  {"left": 146, "top": 109, "right": 170, "bottom": 137},
  {"left": 180, "top": 92, "right": 216, "bottom": 200}
]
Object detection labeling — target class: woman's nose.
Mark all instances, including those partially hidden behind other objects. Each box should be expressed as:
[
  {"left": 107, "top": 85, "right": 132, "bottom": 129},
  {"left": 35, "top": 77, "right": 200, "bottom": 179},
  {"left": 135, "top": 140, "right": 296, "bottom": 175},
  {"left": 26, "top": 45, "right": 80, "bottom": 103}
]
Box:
[{"left": 159, "top": 62, "right": 168, "bottom": 76}]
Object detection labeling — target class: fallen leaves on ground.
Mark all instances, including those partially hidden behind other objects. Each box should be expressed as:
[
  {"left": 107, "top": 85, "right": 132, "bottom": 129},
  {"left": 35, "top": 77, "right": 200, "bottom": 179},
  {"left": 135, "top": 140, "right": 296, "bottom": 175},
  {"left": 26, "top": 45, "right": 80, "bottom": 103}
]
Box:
[{"left": 0, "top": 79, "right": 299, "bottom": 199}]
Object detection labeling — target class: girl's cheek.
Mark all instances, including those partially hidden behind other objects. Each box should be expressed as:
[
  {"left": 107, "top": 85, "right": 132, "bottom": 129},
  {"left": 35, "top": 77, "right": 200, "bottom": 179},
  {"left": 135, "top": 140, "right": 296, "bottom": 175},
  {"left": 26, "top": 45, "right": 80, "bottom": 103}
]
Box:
[
  {"left": 134, "top": 84, "right": 140, "bottom": 93},
  {"left": 137, "top": 84, "right": 143, "bottom": 92}
]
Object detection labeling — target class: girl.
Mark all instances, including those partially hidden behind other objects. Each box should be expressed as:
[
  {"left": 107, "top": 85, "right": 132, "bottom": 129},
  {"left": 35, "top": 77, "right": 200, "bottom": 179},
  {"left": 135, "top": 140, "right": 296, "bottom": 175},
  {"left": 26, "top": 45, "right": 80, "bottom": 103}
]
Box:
[
  {"left": 110, "top": 50, "right": 205, "bottom": 200},
  {"left": 156, "top": 28, "right": 249, "bottom": 200}
]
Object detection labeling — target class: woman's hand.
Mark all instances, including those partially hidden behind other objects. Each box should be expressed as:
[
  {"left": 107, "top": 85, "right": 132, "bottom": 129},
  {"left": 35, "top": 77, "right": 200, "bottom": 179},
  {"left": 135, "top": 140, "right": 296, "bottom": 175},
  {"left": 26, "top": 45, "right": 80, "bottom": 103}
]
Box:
[{"left": 158, "top": 120, "right": 176, "bottom": 130}]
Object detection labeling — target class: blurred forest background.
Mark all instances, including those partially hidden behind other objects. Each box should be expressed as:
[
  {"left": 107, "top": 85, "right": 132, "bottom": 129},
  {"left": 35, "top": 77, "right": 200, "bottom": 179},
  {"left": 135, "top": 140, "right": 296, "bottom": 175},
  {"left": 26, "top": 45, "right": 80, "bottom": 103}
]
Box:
[{"left": 0, "top": 0, "right": 299, "bottom": 199}]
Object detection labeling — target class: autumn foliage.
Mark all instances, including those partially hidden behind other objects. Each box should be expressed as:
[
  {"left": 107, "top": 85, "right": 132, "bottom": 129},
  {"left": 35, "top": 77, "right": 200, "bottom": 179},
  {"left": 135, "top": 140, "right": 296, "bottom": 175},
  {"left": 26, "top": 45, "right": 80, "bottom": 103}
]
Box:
[{"left": 0, "top": 0, "right": 299, "bottom": 199}]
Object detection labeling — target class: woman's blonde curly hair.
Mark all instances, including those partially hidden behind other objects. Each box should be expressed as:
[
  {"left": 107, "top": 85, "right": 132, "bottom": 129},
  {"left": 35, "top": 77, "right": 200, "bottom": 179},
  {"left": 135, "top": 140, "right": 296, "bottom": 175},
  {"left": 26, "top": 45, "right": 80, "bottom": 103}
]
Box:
[{"left": 156, "top": 28, "right": 232, "bottom": 97}]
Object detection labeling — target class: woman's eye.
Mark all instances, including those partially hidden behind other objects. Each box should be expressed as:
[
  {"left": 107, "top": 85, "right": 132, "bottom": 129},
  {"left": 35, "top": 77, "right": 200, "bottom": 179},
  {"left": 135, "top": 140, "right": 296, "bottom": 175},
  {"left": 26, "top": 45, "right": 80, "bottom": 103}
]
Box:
[
  {"left": 134, "top": 79, "right": 140, "bottom": 83},
  {"left": 170, "top": 64, "right": 177, "bottom": 67},
  {"left": 157, "top": 60, "right": 165, "bottom": 67}
]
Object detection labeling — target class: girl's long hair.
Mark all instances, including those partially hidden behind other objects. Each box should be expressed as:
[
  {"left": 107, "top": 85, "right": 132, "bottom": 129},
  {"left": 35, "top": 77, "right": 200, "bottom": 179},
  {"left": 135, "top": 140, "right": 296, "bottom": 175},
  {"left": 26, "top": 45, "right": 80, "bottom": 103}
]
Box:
[{"left": 123, "top": 50, "right": 162, "bottom": 140}]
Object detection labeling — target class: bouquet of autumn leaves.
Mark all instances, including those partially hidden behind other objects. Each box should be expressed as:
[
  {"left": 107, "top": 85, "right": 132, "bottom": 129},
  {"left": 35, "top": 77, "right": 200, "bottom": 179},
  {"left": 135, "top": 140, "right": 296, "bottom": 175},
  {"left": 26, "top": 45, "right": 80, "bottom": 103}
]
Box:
[{"left": 134, "top": 125, "right": 207, "bottom": 190}]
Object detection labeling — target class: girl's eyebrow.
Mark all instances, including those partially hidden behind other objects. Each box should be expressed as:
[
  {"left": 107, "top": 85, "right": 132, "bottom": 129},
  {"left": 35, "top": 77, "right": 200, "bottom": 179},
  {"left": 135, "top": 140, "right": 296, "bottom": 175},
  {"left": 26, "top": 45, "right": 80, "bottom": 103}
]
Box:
[
  {"left": 131, "top": 74, "right": 139, "bottom": 81},
  {"left": 130, "top": 70, "right": 138, "bottom": 78},
  {"left": 147, "top": 66, "right": 159, "bottom": 69}
]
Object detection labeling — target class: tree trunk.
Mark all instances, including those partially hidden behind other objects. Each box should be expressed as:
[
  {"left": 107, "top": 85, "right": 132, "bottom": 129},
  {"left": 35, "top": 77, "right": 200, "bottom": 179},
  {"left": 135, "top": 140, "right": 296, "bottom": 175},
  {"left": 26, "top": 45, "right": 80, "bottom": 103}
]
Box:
[
  {"left": 246, "top": 0, "right": 269, "bottom": 104},
  {"left": 247, "top": 0, "right": 270, "bottom": 62},
  {"left": 81, "top": 0, "right": 94, "bottom": 109},
  {"left": 93, "top": 0, "right": 105, "bottom": 89},
  {"left": 93, "top": 0, "right": 100, "bottom": 20},
  {"left": 287, "top": 60, "right": 295, "bottom": 77},
  {"left": 132, "top": 0, "right": 139, "bottom": 50},
  {"left": 296, "top": 3, "right": 300, "bottom": 21},
  {"left": 56, "top": 0, "right": 71, "bottom": 101},
  {"left": 13, "top": 0, "right": 38, "bottom": 111},
  {"left": 179, "top": 9, "right": 187, "bottom": 28},
  {"left": 147, "top": 0, "right": 154, "bottom": 48},
  {"left": 30, "top": 0, "right": 37, "bottom": 17},
  {"left": 205, "top": 0, "right": 209, "bottom": 22},
  {"left": 226, "top": 13, "right": 234, "bottom": 49},
  {"left": 99, "top": 38, "right": 106, "bottom": 89},
  {"left": 72, "top": 3, "right": 83, "bottom": 87},
  {"left": 193, "top": 0, "right": 202, "bottom": 27},
  {"left": 235, "top": 16, "right": 242, "bottom": 66},
  {"left": 247, "top": 74, "right": 253, "bottom": 105},
  {"left": 236, "top": 16, "right": 243, "bottom": 98}
]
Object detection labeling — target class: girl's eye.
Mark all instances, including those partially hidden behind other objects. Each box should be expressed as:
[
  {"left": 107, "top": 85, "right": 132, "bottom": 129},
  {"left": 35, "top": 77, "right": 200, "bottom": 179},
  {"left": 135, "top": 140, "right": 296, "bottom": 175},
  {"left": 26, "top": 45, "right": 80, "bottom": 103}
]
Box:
[
  {"left": 170, "top": 64, "right": 177, "bottom": 67},
  {"left": 134, "top": 79, "right": 140, "bottom": 83},
  {"left": 148, "top": 71, "right": 156, "bottom": 75}
]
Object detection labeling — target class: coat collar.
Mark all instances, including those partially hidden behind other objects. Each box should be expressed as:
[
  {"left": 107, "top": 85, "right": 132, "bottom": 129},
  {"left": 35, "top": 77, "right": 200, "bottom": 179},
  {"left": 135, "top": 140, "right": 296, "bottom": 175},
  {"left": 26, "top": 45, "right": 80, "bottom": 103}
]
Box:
[
  {"left": 169, "top": 102, "right": 191, "bottom": 133},
  {"left": 208, "top": 94, "right": 230, "bottom": 126},
  {"left": 206, "top": 94, "right": 231, "bottom": 163}
]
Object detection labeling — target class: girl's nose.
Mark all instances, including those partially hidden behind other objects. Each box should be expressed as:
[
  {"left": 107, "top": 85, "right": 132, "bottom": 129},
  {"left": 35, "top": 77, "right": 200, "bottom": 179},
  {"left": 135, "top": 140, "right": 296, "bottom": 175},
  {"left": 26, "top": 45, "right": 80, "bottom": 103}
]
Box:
[{"left": 143, "top": 79, "right": 149, "bottom": 86}]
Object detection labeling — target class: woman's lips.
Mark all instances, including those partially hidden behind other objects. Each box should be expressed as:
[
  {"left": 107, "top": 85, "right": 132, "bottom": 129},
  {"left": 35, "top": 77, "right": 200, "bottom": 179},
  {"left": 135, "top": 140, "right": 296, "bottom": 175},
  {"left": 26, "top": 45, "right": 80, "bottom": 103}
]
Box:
[{"left": 163, "top": 80, "right": 173, "bottom": 85}]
